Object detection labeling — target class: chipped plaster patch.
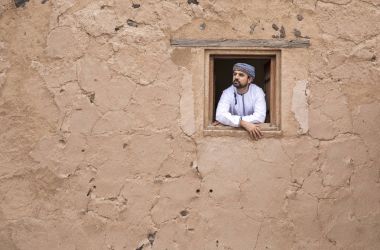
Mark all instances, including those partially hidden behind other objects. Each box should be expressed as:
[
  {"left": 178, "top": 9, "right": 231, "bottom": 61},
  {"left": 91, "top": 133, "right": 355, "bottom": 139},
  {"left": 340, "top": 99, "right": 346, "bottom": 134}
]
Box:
[
  {"left": 292, "top": 80, "right": 309, "bottom": 134},
  {"left": 0, "top": 41, "right": 9, "bottom": 91}
]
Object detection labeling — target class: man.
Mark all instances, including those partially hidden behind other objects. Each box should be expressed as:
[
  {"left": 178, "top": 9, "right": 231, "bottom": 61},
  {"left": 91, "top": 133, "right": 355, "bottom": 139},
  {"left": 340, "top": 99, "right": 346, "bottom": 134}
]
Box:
[{"left": 215, "top": 63, "right": 266, "bottom": 140}]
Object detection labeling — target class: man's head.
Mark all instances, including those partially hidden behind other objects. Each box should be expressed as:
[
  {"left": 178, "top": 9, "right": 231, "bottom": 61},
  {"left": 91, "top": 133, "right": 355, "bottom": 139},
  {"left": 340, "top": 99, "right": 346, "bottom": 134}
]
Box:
[{"left": 232, "top": 63, "right": 255, "bottom": 89}]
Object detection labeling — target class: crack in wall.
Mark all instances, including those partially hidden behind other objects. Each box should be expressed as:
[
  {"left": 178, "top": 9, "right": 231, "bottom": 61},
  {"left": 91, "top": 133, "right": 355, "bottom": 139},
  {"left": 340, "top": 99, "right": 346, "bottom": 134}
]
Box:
[
  {"left": 316, "top": 0, "right": 353, "bottom": 7},
  {"left": 1, "top": 0, "right": 379, "bottom": 249}
]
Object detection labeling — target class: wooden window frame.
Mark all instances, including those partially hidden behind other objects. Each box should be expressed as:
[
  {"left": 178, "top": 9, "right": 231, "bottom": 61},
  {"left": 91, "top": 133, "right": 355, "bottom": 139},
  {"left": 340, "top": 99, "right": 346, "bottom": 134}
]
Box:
[{"left": 204, "top": 49, "right": 281, "bottom": 136}]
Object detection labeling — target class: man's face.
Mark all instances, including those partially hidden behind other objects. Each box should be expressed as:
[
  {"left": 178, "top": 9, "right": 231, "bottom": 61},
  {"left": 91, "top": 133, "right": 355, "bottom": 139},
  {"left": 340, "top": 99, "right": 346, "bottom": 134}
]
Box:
[{"left": 232, "top": 70, "right": 252, "bottom": 89}]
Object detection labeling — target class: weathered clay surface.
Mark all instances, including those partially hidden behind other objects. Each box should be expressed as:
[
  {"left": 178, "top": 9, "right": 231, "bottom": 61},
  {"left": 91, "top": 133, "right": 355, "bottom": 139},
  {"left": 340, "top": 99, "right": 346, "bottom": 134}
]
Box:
[{"left": 0, "top": 0, "right": 379, "bottom": 249}]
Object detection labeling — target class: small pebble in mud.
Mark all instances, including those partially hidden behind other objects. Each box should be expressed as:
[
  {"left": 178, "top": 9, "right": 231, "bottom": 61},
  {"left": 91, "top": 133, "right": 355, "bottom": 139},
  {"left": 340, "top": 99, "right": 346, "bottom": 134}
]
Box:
[
  {"left": 114, "top": 25, "right": 123, "bottom": 31},
  {"left": 200, "top": 22, "right": 206, "bottom": 30},
  {"left": 188, "top": 0, "right": 199, "bottom": 5},
  {"left": 127, "top": 19, "right": 138, "bottom": 27},
  {"left": 15, "top": 0, "right": 29, "bottom": 8},
  {"left": 293, "top": 29, "right": 302, "bottom": 38},
  {"left": 280, "top": 26, "right": 286, "bottom": 38},
  {"left": 180, "top": 210, "right": 189, "bottom": 216}
]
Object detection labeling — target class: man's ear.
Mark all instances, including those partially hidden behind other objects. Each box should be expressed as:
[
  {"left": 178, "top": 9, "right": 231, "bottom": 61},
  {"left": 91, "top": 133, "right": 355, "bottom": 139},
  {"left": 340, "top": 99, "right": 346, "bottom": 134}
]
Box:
[{"left": 249, "top": 76, "right": 254, "bottom": 83}]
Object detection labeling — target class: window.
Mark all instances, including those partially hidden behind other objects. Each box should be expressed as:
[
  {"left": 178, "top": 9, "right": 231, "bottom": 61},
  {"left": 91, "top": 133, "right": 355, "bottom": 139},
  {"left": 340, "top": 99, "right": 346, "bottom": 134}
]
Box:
[{"left": 204, "top": 49, "right": 281, "bottom": 135}]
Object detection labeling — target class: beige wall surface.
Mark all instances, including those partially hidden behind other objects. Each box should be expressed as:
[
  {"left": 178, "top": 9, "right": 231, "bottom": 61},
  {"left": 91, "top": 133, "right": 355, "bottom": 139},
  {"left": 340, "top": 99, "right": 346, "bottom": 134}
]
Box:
[{"left": 0, "top": 0, "right": 379, "bottom": 249}]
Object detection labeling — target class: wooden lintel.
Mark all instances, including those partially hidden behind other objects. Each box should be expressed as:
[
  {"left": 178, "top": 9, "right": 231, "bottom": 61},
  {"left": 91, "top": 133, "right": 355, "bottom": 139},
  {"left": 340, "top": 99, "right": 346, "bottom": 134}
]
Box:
[{"left": 170, "top": 39, "right": 310, "bottom": 48}]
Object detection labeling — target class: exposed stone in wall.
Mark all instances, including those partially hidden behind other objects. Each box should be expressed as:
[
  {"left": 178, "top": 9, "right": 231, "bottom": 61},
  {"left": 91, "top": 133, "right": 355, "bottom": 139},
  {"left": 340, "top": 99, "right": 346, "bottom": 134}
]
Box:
[{"left": 0, "top": 0, "right": 379, "bottom": 249}]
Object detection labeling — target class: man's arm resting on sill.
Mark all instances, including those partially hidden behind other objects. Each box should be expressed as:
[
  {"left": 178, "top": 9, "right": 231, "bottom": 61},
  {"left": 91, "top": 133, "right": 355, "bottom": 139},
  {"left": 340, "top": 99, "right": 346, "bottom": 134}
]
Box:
[
  {"left": 215, "top": 91, "right": 241, "bottom": 127},
  {"left": 239, "top": 119, "right": 263, "bottom": 140},
  {"left": 212, "top": 119, "right": 263, "bottom": 140}
]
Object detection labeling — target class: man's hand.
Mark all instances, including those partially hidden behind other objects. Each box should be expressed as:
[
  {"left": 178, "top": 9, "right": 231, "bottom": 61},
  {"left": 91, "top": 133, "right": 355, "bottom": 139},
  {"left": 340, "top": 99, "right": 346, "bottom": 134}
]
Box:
[
  {"left": 240, "top": 120, "right": 263, "bottom": 140},
  {"left": 212, "top": 121, "right": 221, "bottom": 126}
]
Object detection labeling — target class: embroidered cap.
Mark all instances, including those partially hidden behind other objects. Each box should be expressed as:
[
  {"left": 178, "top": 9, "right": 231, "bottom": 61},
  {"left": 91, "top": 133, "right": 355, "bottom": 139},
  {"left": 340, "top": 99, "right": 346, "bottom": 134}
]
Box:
[{"left": 233, "top": 63, "right": 256, "bottom": 79}]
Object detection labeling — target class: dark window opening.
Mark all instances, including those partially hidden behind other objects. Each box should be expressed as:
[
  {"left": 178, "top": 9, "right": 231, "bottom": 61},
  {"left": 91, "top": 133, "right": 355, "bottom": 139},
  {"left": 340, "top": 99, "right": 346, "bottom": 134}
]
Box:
[{"left": 212, "top": 56, "right": 273, "bottom": 123}]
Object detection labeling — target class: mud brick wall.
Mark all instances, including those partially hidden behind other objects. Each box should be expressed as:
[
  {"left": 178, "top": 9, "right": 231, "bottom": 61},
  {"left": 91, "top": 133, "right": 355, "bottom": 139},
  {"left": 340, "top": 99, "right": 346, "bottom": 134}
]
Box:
[{"left": 0, "top": 0, "right": 379, "bottom": 249}]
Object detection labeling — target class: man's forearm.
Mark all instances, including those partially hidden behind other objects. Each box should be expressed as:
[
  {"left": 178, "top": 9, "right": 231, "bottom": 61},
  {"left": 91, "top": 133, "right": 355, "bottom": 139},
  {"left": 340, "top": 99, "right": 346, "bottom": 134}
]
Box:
[
  {"left": 239, "top": 119, "right": 250, "bottom": 129},
  {"left": 216, "top": 112, "right": 242, "bottom": 127},
  {"left": 241, "top": 113, "right": 266, "bottom": 124}
]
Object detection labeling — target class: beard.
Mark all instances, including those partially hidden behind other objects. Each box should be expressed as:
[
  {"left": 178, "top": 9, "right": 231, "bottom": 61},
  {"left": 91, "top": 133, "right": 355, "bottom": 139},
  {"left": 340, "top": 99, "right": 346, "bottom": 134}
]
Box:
[{"left": 233, "top": 80, "right": 244, "bottom": 89}]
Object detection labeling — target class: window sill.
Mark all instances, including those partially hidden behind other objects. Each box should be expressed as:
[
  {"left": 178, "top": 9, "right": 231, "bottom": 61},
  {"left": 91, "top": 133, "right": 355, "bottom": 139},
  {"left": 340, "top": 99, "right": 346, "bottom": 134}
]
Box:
[{"left": 203, "top": 123, "right": 282, "bottom": 137}]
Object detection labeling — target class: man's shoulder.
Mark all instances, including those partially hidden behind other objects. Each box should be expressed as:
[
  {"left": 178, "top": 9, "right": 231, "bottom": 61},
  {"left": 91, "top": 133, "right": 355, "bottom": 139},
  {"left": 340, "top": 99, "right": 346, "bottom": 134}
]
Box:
[
  {"left": 250, "top": 83, "right": 263, "bottom": 91},
  {"left": 223, "top": 85, "right": 235, "bottom": 95},
  {"left": 222, "top": 85, "right": 235, "bottom": 94},
  {"left": 250, "top": 84, "right": 265, "bottom": 96}
]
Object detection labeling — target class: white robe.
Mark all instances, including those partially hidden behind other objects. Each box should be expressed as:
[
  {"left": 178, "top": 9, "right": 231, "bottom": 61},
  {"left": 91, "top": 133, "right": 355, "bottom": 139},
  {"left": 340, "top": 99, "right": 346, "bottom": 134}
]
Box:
[{"left": 216, "top": 83, "right": 267, "bottom": 127}]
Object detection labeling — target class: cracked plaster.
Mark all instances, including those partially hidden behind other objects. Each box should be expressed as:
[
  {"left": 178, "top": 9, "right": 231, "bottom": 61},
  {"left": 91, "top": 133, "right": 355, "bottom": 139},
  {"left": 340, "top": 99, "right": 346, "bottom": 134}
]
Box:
[{"left": 0, "top": 0, "right": 379, "bottom": 249}]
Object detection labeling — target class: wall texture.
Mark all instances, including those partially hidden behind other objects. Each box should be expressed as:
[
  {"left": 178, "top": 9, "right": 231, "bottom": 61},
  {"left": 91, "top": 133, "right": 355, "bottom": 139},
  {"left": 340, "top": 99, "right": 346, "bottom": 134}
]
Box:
[{"left": 0, "top": 0, "right": 379, "bottom": 249}]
